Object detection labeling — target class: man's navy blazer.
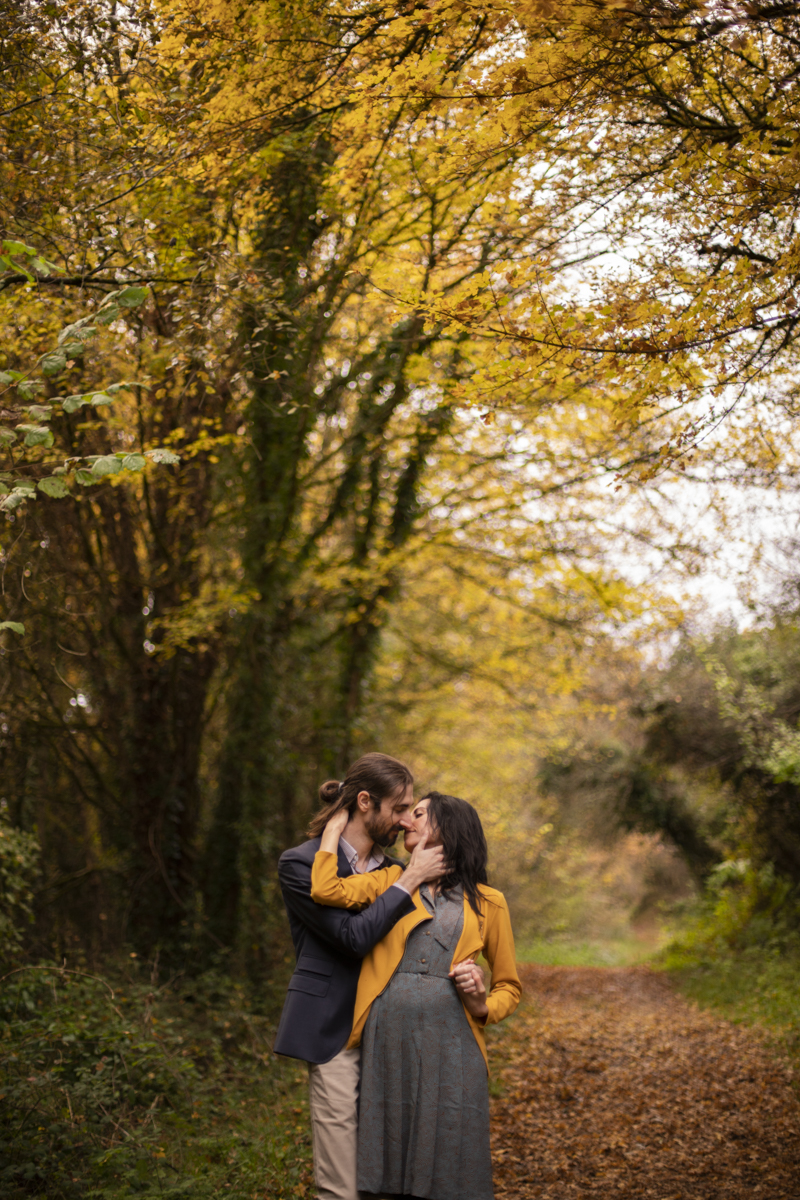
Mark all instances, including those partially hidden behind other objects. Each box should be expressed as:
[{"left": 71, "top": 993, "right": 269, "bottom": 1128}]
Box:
[{"left": 273, "top": 836, "right": 414, "bottom": 1064}]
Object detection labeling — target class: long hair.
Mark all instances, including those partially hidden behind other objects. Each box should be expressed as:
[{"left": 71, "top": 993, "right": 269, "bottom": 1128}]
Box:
[
  {"left": 423, "top": 791, "right": 488, "bottom": 916},
  {"left": 307, "top": 752, "right": 414, "bottom": 838}
]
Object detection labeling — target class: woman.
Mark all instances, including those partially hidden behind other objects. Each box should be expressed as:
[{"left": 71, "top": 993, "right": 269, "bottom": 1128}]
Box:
[{"left": 312, "top": 791, "right": 521, "bottom": 1200}]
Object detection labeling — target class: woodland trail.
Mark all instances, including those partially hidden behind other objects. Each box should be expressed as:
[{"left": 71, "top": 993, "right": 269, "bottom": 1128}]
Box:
[{"left": 489, "top": 965, "right": 800, "bottom": 1200}]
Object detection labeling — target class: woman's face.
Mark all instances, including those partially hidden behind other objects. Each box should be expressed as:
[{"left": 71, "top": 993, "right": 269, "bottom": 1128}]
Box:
[{"left": 403, "top": 797, "right": 440, "bottom": 851}]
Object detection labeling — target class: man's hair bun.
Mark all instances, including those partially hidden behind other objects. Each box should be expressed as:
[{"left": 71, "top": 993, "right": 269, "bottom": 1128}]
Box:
[{"left": 318, "top": 779, "right": 342, "bottom": 804}]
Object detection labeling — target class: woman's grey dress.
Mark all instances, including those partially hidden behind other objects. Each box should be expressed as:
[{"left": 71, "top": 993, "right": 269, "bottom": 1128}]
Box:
[{"left": 357, "top": 885, "right": 494, "bottom": 1200}]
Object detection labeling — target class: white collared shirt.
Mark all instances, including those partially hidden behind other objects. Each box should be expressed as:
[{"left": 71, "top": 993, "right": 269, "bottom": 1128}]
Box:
[
  {"left": 338, "top": 835, "right": 412, "bottom": 895},
  {"left": 339, "top": 835, "right": 385, "bottom": 874}
]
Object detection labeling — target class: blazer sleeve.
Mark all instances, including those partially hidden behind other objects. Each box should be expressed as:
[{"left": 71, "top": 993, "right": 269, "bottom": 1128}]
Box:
[
  {"left": 310, "top": 850, "right": 404, "bottom": 909},
  {"left": 278, "top": 855, "right": 413, "bottom": 959},
  {"left": 482, "top": 894, "right": 522, "bottom": 1026}
]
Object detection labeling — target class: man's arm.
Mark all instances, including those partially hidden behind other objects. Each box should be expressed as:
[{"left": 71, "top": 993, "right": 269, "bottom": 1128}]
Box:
[{"left": 278, "top": 856, "right": 414, "bottom": 959}]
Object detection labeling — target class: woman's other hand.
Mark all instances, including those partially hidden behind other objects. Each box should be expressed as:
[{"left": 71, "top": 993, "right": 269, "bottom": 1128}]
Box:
[
  {"left": 449, "top": 959, "right": 489, "bottom": 1022},
  {"left": 320, "top": 805, "right": 350, "bottom": 853}
]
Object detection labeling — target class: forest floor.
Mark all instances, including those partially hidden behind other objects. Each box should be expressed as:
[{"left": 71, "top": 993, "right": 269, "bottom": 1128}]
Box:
[{"left": 489, "top": 964, "right": 800, "bottom": 1200}]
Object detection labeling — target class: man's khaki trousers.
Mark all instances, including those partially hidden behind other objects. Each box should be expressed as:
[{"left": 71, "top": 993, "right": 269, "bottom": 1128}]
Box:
[{"left": 307, "top": 1046, "right": 361, "bottom": 1200}]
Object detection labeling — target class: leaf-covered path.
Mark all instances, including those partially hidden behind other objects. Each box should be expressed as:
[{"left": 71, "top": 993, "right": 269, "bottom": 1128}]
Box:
[{"left": 489, "top": 965, "right": 800, "bottom": 1199}]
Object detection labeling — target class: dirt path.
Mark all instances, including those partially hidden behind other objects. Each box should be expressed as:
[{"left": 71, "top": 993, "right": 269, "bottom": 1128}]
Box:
[{"left": 489, "top": 965, "right": 800, "bottom": 1199}]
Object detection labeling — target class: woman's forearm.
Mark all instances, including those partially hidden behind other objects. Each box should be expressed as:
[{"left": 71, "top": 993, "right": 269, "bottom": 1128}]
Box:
[
  {"left": 320, "top": 807, "right": 349, "bottom": 855},
  {"left": 310, "top": 850, "right": 403, "bottom": 907},
  {"left": 461, "top": 992, "right": 489, "bottom": 1022},
  {"left": 320, "top": 823, "right": 341, "bottom": 855}
]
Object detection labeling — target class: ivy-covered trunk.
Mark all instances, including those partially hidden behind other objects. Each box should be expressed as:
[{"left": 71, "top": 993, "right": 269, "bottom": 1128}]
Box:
[{"left": 202, "top": 139, "right": 332, "bottom": 969}]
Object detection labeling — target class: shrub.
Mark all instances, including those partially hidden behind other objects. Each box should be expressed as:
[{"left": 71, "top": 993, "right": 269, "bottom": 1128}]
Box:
[
  {"left": 0, "top": 964, "right": 313, "bottom": 1199},
  {"left": 0, "top": 816, "right": 40, "bottom": 961}
]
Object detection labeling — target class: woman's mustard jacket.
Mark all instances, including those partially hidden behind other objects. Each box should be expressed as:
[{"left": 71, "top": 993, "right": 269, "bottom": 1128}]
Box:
[{"left": 310, "top": 851, "right": 521, "bottom": 1068}]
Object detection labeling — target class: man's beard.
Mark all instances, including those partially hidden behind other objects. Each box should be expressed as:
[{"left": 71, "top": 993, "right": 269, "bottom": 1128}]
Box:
[{"left": 366, "top": 812, "right": 399, "bottom": 849}]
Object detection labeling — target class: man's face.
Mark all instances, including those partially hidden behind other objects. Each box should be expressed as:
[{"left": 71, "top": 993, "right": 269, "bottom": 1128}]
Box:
[{"left": 364, "top": 784, "right": 415, "bottom": 849}]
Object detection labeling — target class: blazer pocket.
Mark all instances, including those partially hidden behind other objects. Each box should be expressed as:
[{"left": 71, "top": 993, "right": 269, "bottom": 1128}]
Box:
[
  {"left": 296, "top": 955, "right": 334, "bottom": 977},
  {"left": 288, "top": 974, "right": 330, "bottom": 998}
]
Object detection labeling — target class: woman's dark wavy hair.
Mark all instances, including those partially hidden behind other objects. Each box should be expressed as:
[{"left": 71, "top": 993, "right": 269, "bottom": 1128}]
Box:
[
  {"left": 423, "top": 791, "right": 488, "bottom": 916},
  {"left": 307, "top": 752, "right": 413, "bottom": 837}
]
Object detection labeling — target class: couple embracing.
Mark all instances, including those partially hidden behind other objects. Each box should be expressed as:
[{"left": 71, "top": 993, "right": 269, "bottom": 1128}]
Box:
[{"left": 274, "top": 752, "right": 521, "bottom": 1200}]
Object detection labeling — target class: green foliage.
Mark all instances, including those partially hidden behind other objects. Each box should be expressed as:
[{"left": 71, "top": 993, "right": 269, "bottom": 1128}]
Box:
[
  {"left": 705, "top": 652, "right": 800, "bottom": 788},
  {"left": 0, "top": 817, "right": 40, "bottom": 959},
  {"left": 537, "top": 611, "right": 800, "bottom": 902},
  {"left": 37, "top": 476, "right": 70, "bottom": 498},
  {"left": 538, "top": 741, "right": 720, "bottom": 883},
  {"left": 0, "top": 965, "right": 313, "bottom": 1199},
  {"left": 663, "top": 875, "right": 800, "bottom": 1067},
  {"left": 0, "top": 280, "right": 179, "bottom": 516},
  {"left": 0, "top": 241, "right": 59, "bottom": 283}
]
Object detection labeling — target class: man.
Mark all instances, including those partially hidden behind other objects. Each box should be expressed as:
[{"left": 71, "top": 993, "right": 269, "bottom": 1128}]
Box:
[{"left": 274, "top": 753, "right": 444, "bottom": 1200}]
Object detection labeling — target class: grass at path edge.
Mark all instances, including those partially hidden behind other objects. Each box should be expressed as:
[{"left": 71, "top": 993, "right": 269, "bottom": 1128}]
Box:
[
  {"left": 660, "top": 940, "right": 800, "bottom": 1074},
  {"left": 517, "top": 927, "right": 800, "bottom": 1078}
]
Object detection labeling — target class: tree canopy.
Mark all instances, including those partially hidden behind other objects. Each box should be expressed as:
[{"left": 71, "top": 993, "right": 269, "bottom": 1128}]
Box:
[{"left": 1, "top": 0, "right": 798, "bottom": 978}]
